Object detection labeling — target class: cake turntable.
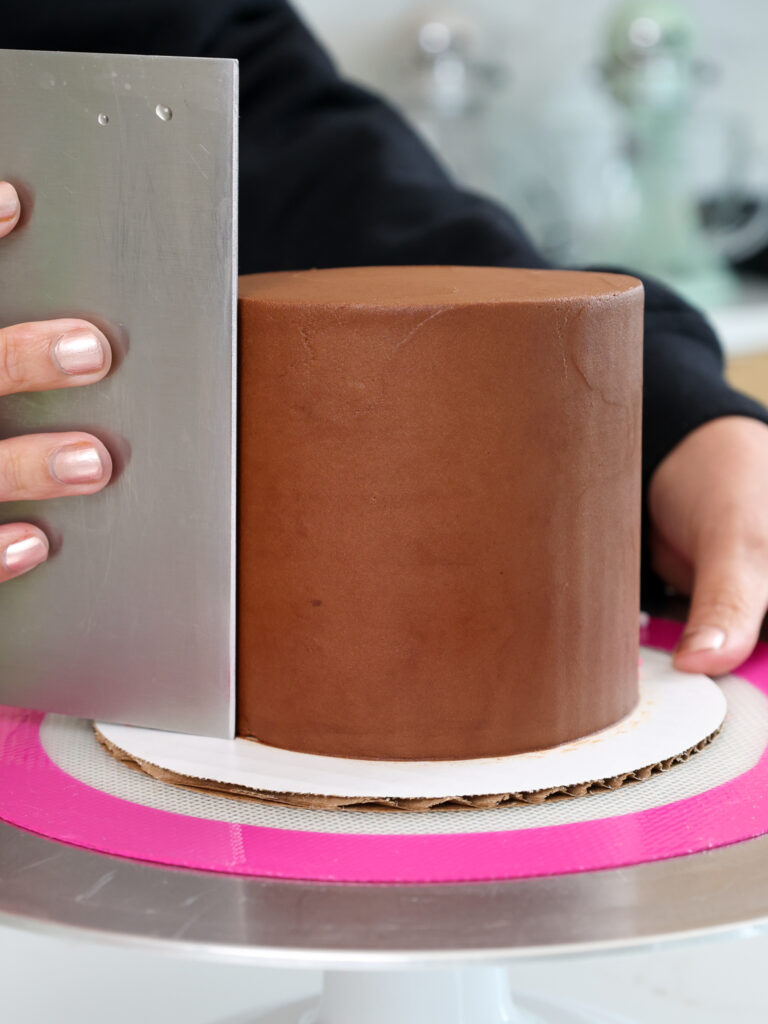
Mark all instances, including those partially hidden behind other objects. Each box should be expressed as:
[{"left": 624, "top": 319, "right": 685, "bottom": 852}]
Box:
[{"left": 2, "top": 618, "right": 768, "bottom": 1024}]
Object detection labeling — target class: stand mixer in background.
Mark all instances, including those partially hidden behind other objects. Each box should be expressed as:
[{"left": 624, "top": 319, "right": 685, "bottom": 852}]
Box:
[
  {"left": 595, "top": 0, "right": 768, "bottom": 307},
  {"left": 379, "top": 5, "right": 570, "bottom": 260},
  {"left": 380, "top": 7, "right": 504, "bottom": 192},
  {"left": 377, "top": 1, "right": 768, "bottom": 312}
]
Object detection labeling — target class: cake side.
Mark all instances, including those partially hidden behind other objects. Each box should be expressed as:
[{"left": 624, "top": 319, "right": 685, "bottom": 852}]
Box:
[{"left": 236, "top": 266, "right": 644, "bottom": 760}]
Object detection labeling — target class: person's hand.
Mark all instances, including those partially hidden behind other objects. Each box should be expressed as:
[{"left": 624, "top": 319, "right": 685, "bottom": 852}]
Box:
[
  {"left": 0, "top": 181, "right": 113, "bottom": 583},
  {"left": 648, "top": 414, "right": 768, "bottom": 675}
]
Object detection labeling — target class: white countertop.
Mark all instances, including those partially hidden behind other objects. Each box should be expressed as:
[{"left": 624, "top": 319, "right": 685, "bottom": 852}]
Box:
[
  {"left": 705, "top": 277, "right": 768, "bottom": 357},
  {"left": 1, "top": 922, "right": 767, "bottom": 1023}
]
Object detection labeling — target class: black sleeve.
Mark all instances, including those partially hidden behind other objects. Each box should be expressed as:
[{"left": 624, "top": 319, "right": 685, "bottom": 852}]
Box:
[
  {"left": 203, "top": 3, "right": 768, "bottom": 493},
  {"left": 5, "top": 0, "right": 768, "bottom": 499}
]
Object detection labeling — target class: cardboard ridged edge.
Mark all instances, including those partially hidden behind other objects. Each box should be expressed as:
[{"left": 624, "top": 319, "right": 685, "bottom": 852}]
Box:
[{"left": 93, "top": 725, "right": 720, "bottom": 813}]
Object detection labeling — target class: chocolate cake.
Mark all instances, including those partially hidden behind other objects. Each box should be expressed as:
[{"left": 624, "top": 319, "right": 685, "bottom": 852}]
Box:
[{"left": 236, "top": 266, "right": 644, "bottom": 760}]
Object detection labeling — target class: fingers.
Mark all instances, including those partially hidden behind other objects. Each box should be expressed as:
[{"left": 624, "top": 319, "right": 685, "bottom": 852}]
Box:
[
  {"left": 0, "top": 183, "right": 112, "bottom": 585},
  {"left": 0, "top": 318, "right": 112, "bottom": 396},
  {"left": 0, "top": 431, "right": 112, "bottom": 502},
  {"left": 0, "top": 523, "right": 49, "bottom": 582},
  {"left": 0, "top": 182, "right": 111, "bottom": 395},
  {"left": 674, "top": 536, "right": 768, "bottom": 675},
  {"left": 0, "top": 182, "right": 20, "bottom": 237}
]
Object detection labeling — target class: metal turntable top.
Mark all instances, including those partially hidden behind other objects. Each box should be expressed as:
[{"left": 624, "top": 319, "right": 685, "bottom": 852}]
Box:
[{"left": 1, "top": 822, "right": 767, "bottom": 969}]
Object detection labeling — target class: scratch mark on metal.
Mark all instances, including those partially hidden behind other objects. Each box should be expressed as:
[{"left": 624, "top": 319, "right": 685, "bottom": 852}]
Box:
[
  {"left": 75, "top": 869, "right": 117, "bottom": 902},
  {"left": 7, "top": 852, "right": 62, "bottom": 877},
  {"left": 187, "top": 149, "right": 209, "bottom": 181}
]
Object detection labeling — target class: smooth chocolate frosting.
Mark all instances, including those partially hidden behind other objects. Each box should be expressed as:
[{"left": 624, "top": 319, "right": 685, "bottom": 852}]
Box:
[{"left": 237, "top": 266, "right": 644, "bottom": 760}]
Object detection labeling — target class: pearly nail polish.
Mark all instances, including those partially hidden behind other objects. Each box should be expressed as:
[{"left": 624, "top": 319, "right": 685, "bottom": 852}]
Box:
[
  {"left": 0, "top": 182, "right": 19, "bottom": 221},
  {"left": 2, "top": 535, "right": 47, "bottom": 574},
  {"left": 52, "top": 330, "right": 106, "bottom": 375},
  {"left": 677, "top": 625, "right": 727, "bottom": 656},
  {"left": 50, "top": 444, "right": 104, "bottom": 485}
]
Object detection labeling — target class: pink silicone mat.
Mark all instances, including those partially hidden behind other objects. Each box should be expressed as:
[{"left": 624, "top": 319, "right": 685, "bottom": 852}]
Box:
[{"left": 0, "top": 618, "right": 766, "bottom": 884}]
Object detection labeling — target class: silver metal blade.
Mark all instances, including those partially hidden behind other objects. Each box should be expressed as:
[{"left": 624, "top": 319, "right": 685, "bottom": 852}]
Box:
[{"left": 0, "top": 48, "right": 238, "bottom": 736}]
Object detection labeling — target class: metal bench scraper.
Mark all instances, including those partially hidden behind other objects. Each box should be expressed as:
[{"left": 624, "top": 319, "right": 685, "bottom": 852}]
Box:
[{"left": 0, "top": 48, "right": 238, "bottom": 737}]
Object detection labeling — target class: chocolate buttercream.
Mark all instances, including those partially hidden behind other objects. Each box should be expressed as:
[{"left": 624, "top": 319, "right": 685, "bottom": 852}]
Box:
[{"left": 236, "top": 266, "right": 644, "bottom": 760}]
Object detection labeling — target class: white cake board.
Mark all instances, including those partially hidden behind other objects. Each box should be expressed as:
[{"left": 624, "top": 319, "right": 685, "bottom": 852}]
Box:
[{"left": 96, "top": 648, "right": 726, "bottom": 808}]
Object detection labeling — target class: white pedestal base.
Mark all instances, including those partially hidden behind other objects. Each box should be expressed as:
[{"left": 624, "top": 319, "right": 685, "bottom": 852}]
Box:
[{"left": 229, "top": 967, "right": 637, "bottom": 1024}]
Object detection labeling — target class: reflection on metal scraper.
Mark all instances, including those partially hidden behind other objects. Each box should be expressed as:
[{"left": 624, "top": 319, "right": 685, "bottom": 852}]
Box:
[{"left": 0, "top": 48, "right": 238, "bottom": 736}]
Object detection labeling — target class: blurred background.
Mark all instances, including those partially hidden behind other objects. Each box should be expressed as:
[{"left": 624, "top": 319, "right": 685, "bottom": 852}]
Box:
[{"left": 294, "top": 0, "right": 768, "bottom": 400}]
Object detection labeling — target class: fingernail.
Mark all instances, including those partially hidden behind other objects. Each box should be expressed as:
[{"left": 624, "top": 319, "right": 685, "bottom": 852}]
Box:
[
  {"left": 677, "top": 626, "right": 727, "bottom": 656},
  {"left": 50, "top": 443, "right": 105, "bottom": 485},
  {"left": 2, "top": 535, "right": 47, "bottom": 574},
  {"left": 51, "top": 330, "right": 106, "bottom": 375},
  {"left": 0, "top": 182, "right": 19, "bottom": 221}
]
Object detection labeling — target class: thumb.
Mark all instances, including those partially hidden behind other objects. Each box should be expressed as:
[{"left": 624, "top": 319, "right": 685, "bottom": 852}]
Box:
[{"left": 674, "top": 544, "right": 768, "bottom": 675}]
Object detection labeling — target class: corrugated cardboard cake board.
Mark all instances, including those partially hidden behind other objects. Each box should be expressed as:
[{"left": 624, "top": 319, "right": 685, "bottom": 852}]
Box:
[
  {"left": 92, "top": 649, "right": 727, "bottom": 813},
  {"left": 94, "top": 725, "right": 719, "bottom": 812}
]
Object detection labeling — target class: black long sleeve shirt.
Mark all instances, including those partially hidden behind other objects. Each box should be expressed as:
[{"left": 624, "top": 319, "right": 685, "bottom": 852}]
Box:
[{"left": 4, "top": 0, "right": 768, "bottom": 574}]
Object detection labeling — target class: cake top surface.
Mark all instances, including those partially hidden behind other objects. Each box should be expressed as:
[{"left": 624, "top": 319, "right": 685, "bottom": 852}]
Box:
[{"left": 238, "top": 266, "right": 642, "bottom": 308}]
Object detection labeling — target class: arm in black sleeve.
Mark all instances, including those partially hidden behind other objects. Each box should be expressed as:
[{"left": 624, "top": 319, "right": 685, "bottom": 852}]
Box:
[
  {"left": 204, "top": 3, "right": 768, "bottom": 484},
  {"left": 597, "top": 271, "right": 768, "bottom": 489},
  {"left": 5, "top": 0, "right": 768, "bottom": 505},
  {"left": 210, "top": 4, "right": 550, "bottom": 274}
]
